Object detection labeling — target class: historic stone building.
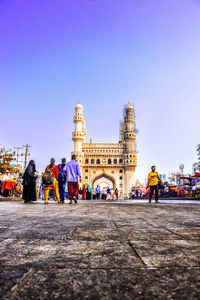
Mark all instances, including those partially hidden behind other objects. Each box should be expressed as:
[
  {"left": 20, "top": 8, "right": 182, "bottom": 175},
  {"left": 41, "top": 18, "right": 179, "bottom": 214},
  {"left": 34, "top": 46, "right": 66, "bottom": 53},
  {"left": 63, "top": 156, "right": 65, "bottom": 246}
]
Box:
[{"left": 71, "top": 101, "right": 137, "bottom": 197}]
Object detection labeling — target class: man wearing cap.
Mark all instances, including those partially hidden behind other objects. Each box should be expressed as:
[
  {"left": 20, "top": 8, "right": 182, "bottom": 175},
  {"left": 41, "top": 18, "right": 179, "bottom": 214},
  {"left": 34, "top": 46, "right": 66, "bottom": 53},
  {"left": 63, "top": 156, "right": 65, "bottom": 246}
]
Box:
[
  {"left": 66, "top": 154, "right": 82, "bottom": 204},
  {"left": 58, "top": 158, "right": 67, "bottom": 203},
  {"left": 43, "top": 158, "right": 60, "bottom": 204}
]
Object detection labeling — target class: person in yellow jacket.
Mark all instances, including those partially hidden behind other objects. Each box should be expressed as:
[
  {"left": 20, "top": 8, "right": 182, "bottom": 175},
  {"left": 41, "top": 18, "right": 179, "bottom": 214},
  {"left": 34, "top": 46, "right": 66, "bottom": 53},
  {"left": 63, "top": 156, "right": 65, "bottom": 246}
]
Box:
[
  {"left": 147, "top": 166, "right": 162, "bottom": 203},
  {"left": 43, "top": 158, "right": 60, "bottom": 204}
]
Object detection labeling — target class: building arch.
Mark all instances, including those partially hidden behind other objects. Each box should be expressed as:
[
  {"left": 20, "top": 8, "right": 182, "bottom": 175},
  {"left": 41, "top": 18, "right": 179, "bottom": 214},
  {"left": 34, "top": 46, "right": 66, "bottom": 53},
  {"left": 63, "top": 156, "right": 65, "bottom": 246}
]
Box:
[{"left": 92, "top": 173, "right": 116, "bottom": 190}]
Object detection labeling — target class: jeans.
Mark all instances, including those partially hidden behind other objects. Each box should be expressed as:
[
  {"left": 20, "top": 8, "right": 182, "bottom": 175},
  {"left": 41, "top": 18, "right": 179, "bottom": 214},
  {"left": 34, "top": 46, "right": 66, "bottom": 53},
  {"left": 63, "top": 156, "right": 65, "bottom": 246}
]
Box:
[
  {"left": 149, "top": 185, "right": 159, "bottom": 202},
  {"left": 58, "top": 182, "right": 66, "bottom": 203}
]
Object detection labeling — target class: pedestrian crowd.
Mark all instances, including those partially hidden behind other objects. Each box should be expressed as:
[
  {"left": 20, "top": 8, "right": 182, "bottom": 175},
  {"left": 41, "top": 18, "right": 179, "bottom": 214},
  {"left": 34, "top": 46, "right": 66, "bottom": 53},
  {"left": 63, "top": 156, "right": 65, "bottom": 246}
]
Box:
[
  {"left": 22, "top": 154, "right": 119, "bottom": 204},
  {"left": 81, "top": 185, "right": 118, "bottom": 200},
  {"left": 22, "top": 155, "right": 163, "bottom": 204}
]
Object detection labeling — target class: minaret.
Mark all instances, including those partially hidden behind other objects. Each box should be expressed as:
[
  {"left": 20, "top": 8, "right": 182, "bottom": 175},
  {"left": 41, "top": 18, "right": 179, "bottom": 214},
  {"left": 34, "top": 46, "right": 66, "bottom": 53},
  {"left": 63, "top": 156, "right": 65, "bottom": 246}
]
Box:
[
  {"left": 122, "top": 101, "right": 137, "bottom": 196},
  {"left": 72, "top": 101, "right": 86, "bottom": 166},
  {"left": 119, "top": 120, "right": 125, "bottom": 142}
]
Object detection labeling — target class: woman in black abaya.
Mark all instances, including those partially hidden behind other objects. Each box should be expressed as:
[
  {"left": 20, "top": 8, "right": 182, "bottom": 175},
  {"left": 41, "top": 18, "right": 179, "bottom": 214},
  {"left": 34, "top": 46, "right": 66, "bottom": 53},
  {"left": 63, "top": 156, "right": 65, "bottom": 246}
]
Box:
[{"left": 22, "top": 160, "right": 37, "bottom": 203}]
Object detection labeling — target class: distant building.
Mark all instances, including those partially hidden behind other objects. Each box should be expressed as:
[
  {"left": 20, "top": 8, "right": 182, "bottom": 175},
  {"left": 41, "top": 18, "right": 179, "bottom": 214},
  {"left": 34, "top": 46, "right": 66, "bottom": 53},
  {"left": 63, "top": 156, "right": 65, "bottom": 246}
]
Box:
[{"left": 71, "top": 101, "right": 137, "bottom": 197}]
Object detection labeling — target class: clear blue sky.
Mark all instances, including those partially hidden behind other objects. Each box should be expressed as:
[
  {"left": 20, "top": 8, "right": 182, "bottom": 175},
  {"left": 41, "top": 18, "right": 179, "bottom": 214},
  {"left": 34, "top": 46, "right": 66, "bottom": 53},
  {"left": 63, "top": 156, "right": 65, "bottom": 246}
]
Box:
[{"left": 1, "top": 0, "right": 200, "bottom": 182}]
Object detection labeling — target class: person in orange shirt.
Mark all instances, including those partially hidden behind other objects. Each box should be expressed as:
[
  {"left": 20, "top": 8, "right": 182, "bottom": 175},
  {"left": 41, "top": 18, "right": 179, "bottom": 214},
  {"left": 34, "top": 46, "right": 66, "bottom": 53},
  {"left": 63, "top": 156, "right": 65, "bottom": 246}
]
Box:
[
  {"left": 147, "top": 166, "right": 162, "bottom": 203},
  {"left": 43, "top": 158, "right": 60, "bottom": 204}
]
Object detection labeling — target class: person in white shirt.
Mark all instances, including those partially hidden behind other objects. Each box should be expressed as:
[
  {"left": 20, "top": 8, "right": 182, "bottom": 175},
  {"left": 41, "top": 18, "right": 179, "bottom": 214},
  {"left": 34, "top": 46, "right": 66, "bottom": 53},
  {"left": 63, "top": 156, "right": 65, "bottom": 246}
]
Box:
[
  {"left": 164, "top": 186, "right": 169, "bottom": 198},
  {"left": 3, "top": 173, "right": 10, "bottom": 181},
  {"left": 102, "top": 188, "right": 107, "bottom": 200},
  {"left": 111, "top": 189, "right": 114, "bottom": 199}
]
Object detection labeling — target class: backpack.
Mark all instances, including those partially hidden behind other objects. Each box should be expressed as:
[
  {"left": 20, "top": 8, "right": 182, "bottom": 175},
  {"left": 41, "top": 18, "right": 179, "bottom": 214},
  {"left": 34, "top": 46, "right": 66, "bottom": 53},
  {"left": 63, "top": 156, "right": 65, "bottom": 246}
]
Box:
[
  {"left": 58, "top": 164, "right": 66, "bottom": 183},
  {"left": 42, "top": 166, "right": 54, "bottom": 185}
]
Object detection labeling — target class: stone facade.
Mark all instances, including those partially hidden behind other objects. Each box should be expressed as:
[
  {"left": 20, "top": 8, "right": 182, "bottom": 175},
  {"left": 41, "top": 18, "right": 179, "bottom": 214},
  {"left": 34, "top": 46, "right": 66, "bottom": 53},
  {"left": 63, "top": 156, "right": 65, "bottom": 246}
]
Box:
[{"left": 71, "top": 101, "right": 137, "bottom": 197}]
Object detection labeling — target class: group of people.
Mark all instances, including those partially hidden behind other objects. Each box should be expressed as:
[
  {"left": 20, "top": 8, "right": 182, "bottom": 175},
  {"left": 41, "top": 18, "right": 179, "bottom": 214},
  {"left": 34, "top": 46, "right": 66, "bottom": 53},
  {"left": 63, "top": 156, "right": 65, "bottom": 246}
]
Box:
[
  {"left": 80, "top": 185, "right": 119, "bottom": 200},
  {"left": 22, "top": 154, "right": 120, "bottom": 204},
  {"left": 22, "top": 155, "right": 162, "bottom": 204},
  {"left": 22, "top": 154, "right": 82, "bottom": 204}
]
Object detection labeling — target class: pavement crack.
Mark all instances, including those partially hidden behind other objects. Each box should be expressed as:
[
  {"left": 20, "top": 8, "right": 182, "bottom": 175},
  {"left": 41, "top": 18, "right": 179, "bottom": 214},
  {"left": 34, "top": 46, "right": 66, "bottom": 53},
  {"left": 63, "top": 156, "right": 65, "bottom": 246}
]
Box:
[
  {"left": 6, "top": 268, "right": 36, "bottom": 300},
  {"left": 66, "top": 227, "right": 77, "bottom": 240},
  {"left": 127, "top": 240, "right": 147, "bottom": 268},
  {"left": 112, "top": 221, "right": 147, "bottom": 268},
  {"left": 112, "top": 221, "right": 119, "bottom": 228},
  {"left": 162, "top": 228, "right": 189, "bottom": 240},
  {"left": 0, "top": 238, "right": 8, "bottom": 243}
]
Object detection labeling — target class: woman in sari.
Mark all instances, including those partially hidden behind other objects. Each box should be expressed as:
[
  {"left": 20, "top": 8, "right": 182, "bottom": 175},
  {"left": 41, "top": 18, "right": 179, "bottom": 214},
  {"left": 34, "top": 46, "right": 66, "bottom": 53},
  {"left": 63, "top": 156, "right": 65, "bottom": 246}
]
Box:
[
  {"left": 22, "top": 160, "right": 37, "bottom": 203},
  {"left": 82, "top": 185, "right": 86, "bottom": 200}
]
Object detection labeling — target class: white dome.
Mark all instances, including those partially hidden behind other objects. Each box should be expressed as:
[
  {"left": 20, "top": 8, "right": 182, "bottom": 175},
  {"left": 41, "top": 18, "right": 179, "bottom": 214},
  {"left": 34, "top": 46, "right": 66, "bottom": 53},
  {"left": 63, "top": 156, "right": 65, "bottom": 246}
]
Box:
[{"left": 75, "top": 101, "right": 83, "bottom": 109}]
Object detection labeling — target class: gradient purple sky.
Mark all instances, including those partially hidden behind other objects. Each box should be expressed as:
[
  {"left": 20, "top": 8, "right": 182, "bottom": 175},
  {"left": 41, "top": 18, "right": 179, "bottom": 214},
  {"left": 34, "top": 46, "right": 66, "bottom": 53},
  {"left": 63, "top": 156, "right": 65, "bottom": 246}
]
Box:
[{"left": 1, "top": 0, "right": 200, "bottom": 182}]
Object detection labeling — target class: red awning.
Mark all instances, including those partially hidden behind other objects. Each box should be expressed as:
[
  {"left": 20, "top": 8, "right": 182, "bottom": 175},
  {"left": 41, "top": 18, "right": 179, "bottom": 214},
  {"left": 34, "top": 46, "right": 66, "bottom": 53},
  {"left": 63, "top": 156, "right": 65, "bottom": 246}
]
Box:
[{"left": 194, "top": 172, "right": 200, "bottom": 177}]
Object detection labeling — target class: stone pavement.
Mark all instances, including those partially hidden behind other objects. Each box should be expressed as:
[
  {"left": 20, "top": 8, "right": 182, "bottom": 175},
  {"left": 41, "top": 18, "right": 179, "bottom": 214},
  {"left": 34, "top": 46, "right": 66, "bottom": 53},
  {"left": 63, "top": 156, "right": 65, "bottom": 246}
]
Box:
[{"left": 0, "top": 200, "right": 200, "bottom": 300}]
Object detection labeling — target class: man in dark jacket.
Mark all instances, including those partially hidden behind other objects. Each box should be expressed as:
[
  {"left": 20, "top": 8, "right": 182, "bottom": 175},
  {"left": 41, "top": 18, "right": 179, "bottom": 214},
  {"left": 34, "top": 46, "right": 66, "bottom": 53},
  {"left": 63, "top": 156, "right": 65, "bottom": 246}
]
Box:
[{"left": 58, "top": 158, "right": 67, "bottom": 203}]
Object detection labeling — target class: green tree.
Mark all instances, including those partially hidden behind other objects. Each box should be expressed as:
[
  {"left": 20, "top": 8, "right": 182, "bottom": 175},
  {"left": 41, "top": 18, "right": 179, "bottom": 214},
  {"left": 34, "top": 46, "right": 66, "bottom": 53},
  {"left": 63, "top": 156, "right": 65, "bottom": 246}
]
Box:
[
  {"left": 197, "top": 144, "right": 200, "bottom": 161},
  {"left": 193, "top": 145, "right": 200, "bottom": 173}
]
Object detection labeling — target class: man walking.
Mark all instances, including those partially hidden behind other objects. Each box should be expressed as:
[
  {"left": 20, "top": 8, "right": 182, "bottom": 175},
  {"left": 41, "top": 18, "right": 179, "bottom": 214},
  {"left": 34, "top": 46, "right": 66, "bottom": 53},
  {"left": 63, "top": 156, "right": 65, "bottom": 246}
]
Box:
[
  {"left": 95, "top": 185, "right": 100, "bottom": 200},
  {"left": 107, "top": 187, "right": 111, "bottom": 200},
  {"left": 66, "top": 154, "right": 82, "bottom": 204},
  {"left": 102, "top": 187, "right": 107, "bottom": 200},
  {"left": 147, "top": 166, "right": 162, "bottom": 203},
  {"left": 58, "top": 158, "right": 67, "bottom": 203},
  {"left": 43, "top": 158, "right": 60, "bottom": 204}
]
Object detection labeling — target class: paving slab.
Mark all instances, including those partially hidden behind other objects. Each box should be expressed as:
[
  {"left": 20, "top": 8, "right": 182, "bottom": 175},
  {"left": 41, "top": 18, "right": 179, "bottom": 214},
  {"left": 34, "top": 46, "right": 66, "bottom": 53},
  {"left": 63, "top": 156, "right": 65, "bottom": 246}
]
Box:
[
  {"left": 3, "top": 267, "right": 200, "bottom": 300},
  {"left": 166, "top": 228, "right": 200, "bottom": 240},
  {"left": 129, "top": 239, "right": 200, "bottom": 267},
  {"left": 0, "top": 239, "right": 142, "bottom": 269},
  {"left": 0, "top": 200, "right": 200, "bottom": 299},
  {"left": 0, "top": 266, "right": 30, "bottom": 300},
  {"left": 118, "top": 227, "right": 183, "bottom": 240}
]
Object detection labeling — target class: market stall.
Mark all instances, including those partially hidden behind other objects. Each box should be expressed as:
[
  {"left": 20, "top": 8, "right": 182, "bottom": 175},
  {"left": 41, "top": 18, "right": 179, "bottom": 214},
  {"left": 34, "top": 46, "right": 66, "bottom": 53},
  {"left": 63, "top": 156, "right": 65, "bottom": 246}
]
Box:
[{"left": 1, "top": 180, "right": 17, "bottom": 197}]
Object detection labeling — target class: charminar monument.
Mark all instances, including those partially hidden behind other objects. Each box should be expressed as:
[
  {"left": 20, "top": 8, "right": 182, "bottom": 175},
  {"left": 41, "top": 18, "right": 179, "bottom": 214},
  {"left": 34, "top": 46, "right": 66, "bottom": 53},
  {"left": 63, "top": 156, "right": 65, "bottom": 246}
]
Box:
[{"left": 71, "top": 101, "right": 137, "bottom": 197}]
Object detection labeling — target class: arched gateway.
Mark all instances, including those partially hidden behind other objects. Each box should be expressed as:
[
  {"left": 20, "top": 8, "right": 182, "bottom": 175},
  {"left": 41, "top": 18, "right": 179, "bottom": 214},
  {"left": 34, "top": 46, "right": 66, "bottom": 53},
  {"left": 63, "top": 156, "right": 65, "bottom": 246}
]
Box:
[
  {"left": 92, "top": 174, "right": 115, "bottom": 190},
  {"left": 71, "top": 101, "right": 137, "bottom": 198}
]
